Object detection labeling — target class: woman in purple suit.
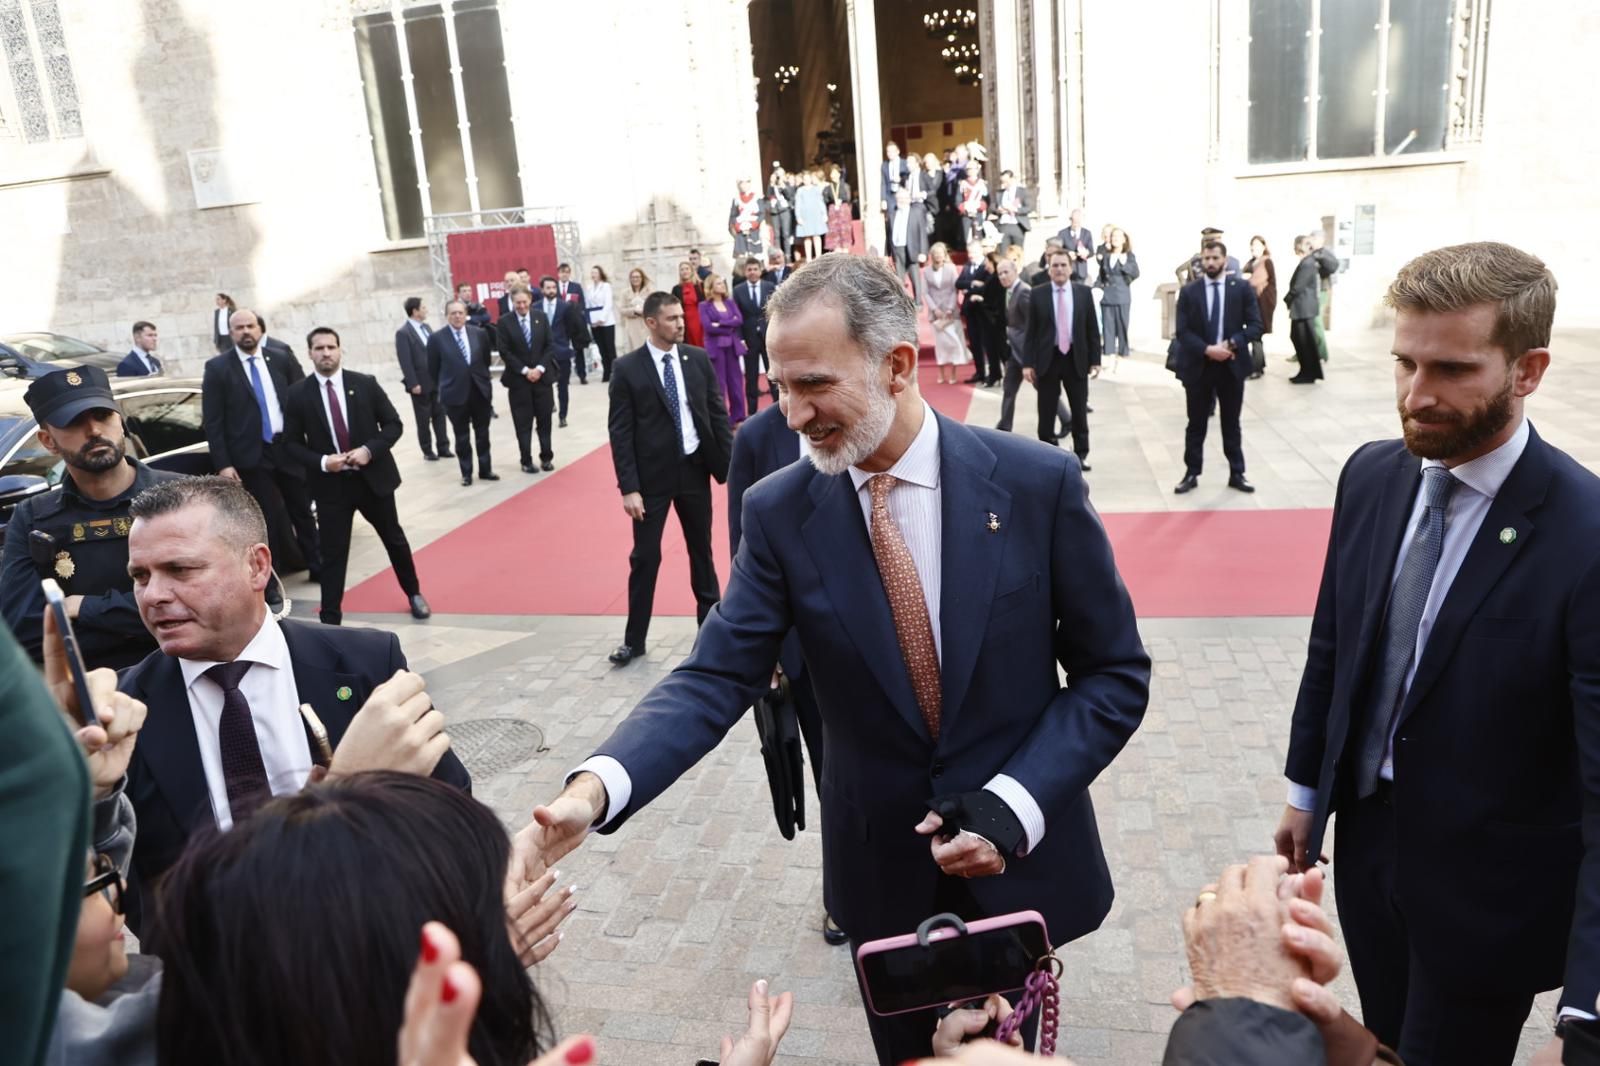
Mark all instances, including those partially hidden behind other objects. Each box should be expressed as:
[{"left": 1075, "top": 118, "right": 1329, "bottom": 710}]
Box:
[{"left": 698, "top": 273, "right": 747, "bottom": 425}]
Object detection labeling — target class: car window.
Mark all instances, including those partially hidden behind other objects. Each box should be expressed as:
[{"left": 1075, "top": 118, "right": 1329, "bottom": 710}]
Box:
[
  {"left": 0, "top": 416, "right": 65, "bottom": 484},
  {"left": 120, "top": 389, "right": 205, "bottom": 458},
  {"left": 1, "top": 334, "right": 103, "bottom": 359}
]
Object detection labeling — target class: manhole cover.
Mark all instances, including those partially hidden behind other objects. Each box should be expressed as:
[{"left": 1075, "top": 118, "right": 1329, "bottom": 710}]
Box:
[{"left": 448, "top": 718, "right": 546, "bottom": 778}]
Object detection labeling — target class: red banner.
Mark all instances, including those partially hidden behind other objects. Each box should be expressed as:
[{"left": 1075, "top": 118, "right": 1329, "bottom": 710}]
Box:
[{"left": 445, "top": 225, "right": 559, "bottom": 321}]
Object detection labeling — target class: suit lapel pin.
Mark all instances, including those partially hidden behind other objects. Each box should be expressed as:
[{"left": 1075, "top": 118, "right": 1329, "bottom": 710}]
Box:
[
  {"left": 335, "top": 685, "right": 353, "bottom": 701},
  {"left": 1498, "top": 527, "right": 1517, "bottom": 545},
  {"left": 986, "top": 512, "right": 1001, "bottom": 532}
]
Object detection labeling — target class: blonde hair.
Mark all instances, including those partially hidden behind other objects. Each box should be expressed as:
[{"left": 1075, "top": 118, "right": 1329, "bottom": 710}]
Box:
[
  {"left": 703, "top": 272, "right": 727, "bottom": 298},
  {"left": 1385, "top": 242, "right": 1556, "bottom": 362}
]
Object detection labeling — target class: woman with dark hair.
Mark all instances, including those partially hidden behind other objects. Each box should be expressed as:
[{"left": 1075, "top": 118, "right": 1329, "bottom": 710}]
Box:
[
  {"left": 153, "top": 773, "right": 552, "bottom": 1066},
  {"left": 1096, "top": 226, "right": 1140, "bottom": 364},
  {"left": 1243, "top": 235, "right": 1277, "bottom": 379},
  {"left": 585, "top": 265, "right": 617, "bottom": 382},
  {"left": 823, "top": 163, "right": 855, "bottom": 253},
  {"left": 212, "top": 293, "right": 236, "bottom": 351}
]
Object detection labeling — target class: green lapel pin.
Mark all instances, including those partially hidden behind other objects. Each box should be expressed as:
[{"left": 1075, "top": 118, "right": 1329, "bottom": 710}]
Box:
[
  {"left": 336, "top": 685, "right": 354, "bottom": 702},
  {"left": 1498, "top": 527, "right": 1517, "bottom": 545}
]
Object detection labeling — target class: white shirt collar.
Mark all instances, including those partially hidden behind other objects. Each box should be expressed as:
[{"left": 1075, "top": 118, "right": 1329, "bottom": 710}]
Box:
[
  {"left": 847, "top": 402, "right": 940, "bottom": 493},
  {"left": 314, "top": 367, "right": 344, "bottom": 391},
  {"left": 179, "top": 611, "right": 289, "bottom": 693},
  {"left": 1422, "top": 415, "right": 1530, "bottom": 499},
  {"left": 646, "top": 339, "right": 678, "bottom": 363}
]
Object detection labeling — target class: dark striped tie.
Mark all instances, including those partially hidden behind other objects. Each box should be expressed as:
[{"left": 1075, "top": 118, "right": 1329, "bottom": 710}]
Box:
[{"left": 206, "top": 660, "right": 272, "bottom": 823}]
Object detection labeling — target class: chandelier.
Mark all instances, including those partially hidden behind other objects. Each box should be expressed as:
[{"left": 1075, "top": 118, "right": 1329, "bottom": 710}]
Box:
[
  {"left": 922, "top": 8, "right": 977, "bottom": 41},
  {"left": 940, "top": 41, "right": 979, "bottom": 68},
  {"left": 773, "top": 64, "right": 799, "bottom": 91}
]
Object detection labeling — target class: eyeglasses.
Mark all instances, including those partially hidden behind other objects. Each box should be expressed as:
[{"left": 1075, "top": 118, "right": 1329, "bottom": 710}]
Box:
[{"left": 83, "top": 852, "right": 125, "bottom": 915}]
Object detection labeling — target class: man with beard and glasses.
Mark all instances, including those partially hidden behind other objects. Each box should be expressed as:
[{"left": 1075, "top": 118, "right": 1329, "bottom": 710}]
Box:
[
  {"left": 1, "top": 366, "right": 181, "bottom": 668},
  {"left": 514, "top": 255, "right": 1150, "bottom": 1063},
  {"left": 1274, "top": 242, "right": 1600, "bottom": 1066}
]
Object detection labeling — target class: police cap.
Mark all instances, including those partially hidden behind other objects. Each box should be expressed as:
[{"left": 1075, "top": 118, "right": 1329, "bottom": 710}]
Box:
[{"left": 24, "top": 365, "right": 121, "bottom": 429}]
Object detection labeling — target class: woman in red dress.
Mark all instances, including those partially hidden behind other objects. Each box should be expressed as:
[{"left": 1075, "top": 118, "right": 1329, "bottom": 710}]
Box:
[{"left": 671, "top": 260, "right": 705, "bottom": 347}]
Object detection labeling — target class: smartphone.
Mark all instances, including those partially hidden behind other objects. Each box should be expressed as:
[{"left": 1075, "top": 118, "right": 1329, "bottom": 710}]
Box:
[
  {"left": 42, "top": 577, "right": 99, "bottom": 729},
  {"left": 855, "top": 911, "right": 1051, "bottom": 1017}
]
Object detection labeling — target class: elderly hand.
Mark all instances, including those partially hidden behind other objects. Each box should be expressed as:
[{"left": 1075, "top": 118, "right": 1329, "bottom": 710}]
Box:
[
  {"left": 43, "top": 607, "right": 147, "bottom": 800},
  {"left": 718, "top": 979, "right": 795, "bottom": 1066},
  {"left": 505, "top": 867, "right": 576, "bottom": 967},
  {"left": 931, "top": 996, "right": 1020, "bottom": 1056},
  {"left": 1179, "top": 855, "right": 1309, "bottom": 1012},
  {"left": 507, "top": 772, "right": 605, "bottom": 897},
  {"left": 398, "top": 921, "right": 596, "bottom": 1066},
  {"left": 328, "top": 670, "right": 450, "bottom": 778},
  {"left": 915, "top": 811, "right": 1006, "bottom": 878}
]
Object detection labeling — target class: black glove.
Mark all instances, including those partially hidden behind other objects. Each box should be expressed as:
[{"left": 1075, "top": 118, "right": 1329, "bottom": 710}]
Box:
[{"left": 927, "top": 790, "right": 1025, "bottom": 858}]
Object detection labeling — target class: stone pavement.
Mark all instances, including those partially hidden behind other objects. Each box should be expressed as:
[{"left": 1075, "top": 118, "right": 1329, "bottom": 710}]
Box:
[{"left": 303, "top": 326, "right": 1599, "bottom": 1063}]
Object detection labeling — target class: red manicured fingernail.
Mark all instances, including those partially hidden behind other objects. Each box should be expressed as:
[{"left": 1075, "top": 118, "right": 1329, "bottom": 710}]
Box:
[
  {"left": 421, "top": 928, "right": 439, "bottom": 963},
  {"left": 441, "top": 974, "right": 460, "bottom": 1003},
  {"left": 565, "top": 1037, "right": 595, "bottom": 1064}
]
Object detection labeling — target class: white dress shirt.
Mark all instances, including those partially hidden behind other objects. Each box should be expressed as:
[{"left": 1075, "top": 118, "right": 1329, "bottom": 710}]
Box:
[
  {"left": 1287, "top": 417, "right": 1532, "bottom": 811},
  {"left": 177, "top": 613, "right": 312, "bottom": 830},
  {"left": 236, "top": 346, "right": 284, "bottom": 435},
  {"left": 128, "top": 348, "right": 158, "bottom": 373},
  {"left": 215, "top": 307, "right": 230, "bottom": 338},
  {"left": 578, "top": 402, "right": 1046, "bottom": 853},
  {"left": 408, "top": 318, "right": 430, "bottom": 344},
  {"left": 313, "top": 368, "right": 350, "bottom": 471},
  {"left": 645, "top": 339, "right": 700, "bottom": 454}
]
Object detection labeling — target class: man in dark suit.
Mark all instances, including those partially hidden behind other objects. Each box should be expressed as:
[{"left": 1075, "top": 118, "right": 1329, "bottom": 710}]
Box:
[
  {"left": 1169, "top": 240, "right": 1264, "bottom": 494},
  {"left": 537, "top": 275, "right": 591, "bottom": 427},
  {"left": 116, "top": 320, "right": 162, "bottom": 376},
  {"left": 733, "top": 256, "right": 778, "bottom": 416},
  {"left": 255, "top": 314, "right": 296, "bottom": 363},
  {"left": 603, "top": 290, "right": 732, "bottom": 666},
  {"left": 429, "top": 299, "right": 499, "bottom": 486},
  {"left": 495, "top": 269, "right": 522, "bottom": 320},
  {"left": 1021, "top": 247, "right": 1101, "bottom": 466},
  {"left": 689, "top": 249, "right": 712, "bottom": 282},
  {"left": 556, "top": 264, "right": 590, "bottom": 386},
  {"left": 495, "top": 285, "right": 558, "bottom": 472},
  {"left": 763, "top": 247, "right": 791, "bottom": 288},
  {"left": 281, "top": 326, "right": 430, "bottom": 625},
  {"left": 516, "top": 255, "right": 1148, "bottom": 1063},
  {"left": 1275, "top": 242, "right": 1598, "bottom": 1066},
  {"left": 1056, "top": 208, "right": 1094, "bottom": 284},
  {"left": 455, "top": 282, "right": 492, "bottom": 330},
  {"left": 954, "top": 254, "right": 989, "bottom": 385},
  {"left": 117, "top": 475, "right": 469, "bottom": 936},
  {"left": 1285, "top": 236, "right": 1325, "bottom": 384},
  {"left": 879, "top": 141, "right": 910, "bottom": 250},
  {"left": 995, "top": 257, "right": 1069, "bottom": 437},
  {"left": 395, "top": 296, "right": 452, "bottom": 461},
  {"left": 990, "top": 170, "right": 1032, "bottom": 253},
  {"left": 201, "top": 308, "right": 322, "bottom": 577}
]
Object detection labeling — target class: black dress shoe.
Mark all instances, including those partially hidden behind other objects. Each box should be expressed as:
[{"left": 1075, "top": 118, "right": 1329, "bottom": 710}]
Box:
[
  {"left": 319, "top": 611, "right": 342, "bottom": 626},
  {"left": 608, "top": 643, "right": 641, "bottom": 666},
  {"left": 963, "top": 374, "right": 983, "bottom": 384},
  {"left": 1086, "top": 404, "right": 1095, "bottom": 413},
  {"left": 422, "top": 452, "right": 439, "bottom": 461},
  {"left": 438, "top": 450, "right": 455, "bottom": 459},
  {"left": 460, "top": 476, "right": 472, "bottom": 487},
  {"left": 541, "top": 460, "right": 555, "bottom": 472},
  {"left": 1288, "top": 376, "right": 1317, "bottom": 384},
  {"left": 522, "top": 462, "right": 537, "bottom": 474},
  {"left": 1228, "top": 474, "right": 1256, "bottom": 493},
  {"left": 822, "top": 912, "right": 848, "bottom": 946},
  {"left": 1078, "top": 461, "right": 1091, "bottom": 472},
  {"left": 409, "top": 593, "right": 432, "bottom": 619},
  {"left": 479, "top": 471, "right": 500, "bottom": 481},
  {"left": 1174, "top": 474, "right": 1200, "bottom": 494},
  {"left": 559, "top": 417, "right": 569, "bottom": 428}
]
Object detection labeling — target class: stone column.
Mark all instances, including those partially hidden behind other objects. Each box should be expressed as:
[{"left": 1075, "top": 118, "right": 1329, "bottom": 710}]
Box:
[
  {"left": 981, "top": 0, "right": 1024, "bottom": 180},
  {"left": 845, "top": 0, "right": 883, "bottom": 226},
  {"left": 1027, "top": 0, "right": 1060, "bottom": 219}
]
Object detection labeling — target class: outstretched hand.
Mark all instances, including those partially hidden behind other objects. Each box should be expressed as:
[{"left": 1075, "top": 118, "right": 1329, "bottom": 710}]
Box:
[
  {"left": 718, "top": 979, "right": 795, "bottom": 1066},
  {"left": 506, "top": 772, "right": 606, "bottom": 897}
]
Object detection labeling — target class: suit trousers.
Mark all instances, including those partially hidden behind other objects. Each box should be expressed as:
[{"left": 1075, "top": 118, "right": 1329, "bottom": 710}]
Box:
[
  {"left": 742, "top": 334, "right": 772, "bottom": 417},
  {"left": 507, "top": 387, "right": 555, "bottom": 466},
  {"left": 848, "top": 875, "right": 1039, "bottom": 1064},
  {"left": 593, "top": 325, "right": 617, "bottom": 382},
  {"left": 978, "top": 319, "right": 1006, "bottom": 384},
  {"left": 998, "top": 357, "right": 1070, "bottom": 435},
  {"left": 409, "top": 389, "right": 451, "bottom": 456},
  {"left": 1289, "top": 318, "right": 1324, "bottom": 380},
  {"left": 1036, "top": 360, "right": 1089, "bottom": 458},
  {"left": 1333, "top": 792, "right": 1535, "bottom": 1065},
  {"left": 997, "top": 222, "right": 1026, "bottom": 253},
  {"left": 962, "top": 309, "right": 986, "bottom": 375},
  {"left": 315, "top": 477, "right": 420, "bottom": 624},
  {"left": 1100, "top": 302, "right": 1130, "bottom": 357},
  {"left": 624, "top": 454, "right": 720, "bottom": 650},
  {"left": 239, "top": 451, "right": 320, "bottom": 575},
  {"left": 446, "top": 389, "right": 493, "bottom": 479},
  {"left": 553, "top": 348, "right": 575, "bottom": 417},
  {"left": 1182, "top": 363, "right": 1245, "bottom": 477}
]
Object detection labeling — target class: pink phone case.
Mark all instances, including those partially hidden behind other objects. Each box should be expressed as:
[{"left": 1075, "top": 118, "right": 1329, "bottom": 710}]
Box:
[{"left": 853, "top": 910, "right": 1049, "bottom": 1017}]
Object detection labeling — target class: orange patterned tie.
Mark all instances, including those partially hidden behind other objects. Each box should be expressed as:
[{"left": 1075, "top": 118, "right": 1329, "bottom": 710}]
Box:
[{"left": 868, "top": 474, "right": 941, "bottom": 740}]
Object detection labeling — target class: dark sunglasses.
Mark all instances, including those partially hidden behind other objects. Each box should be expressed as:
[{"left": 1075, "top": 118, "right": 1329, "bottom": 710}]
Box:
[{"left": 83, "top": 852, "right": 125, "bottom": 915}]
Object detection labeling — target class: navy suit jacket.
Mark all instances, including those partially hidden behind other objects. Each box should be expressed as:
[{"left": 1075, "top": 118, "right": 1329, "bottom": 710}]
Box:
[
  {"left": 1287, "top": 428, "right": 1600, "bottom": 1010},
  {"left": 726, "top": 403, "right": 803, "bottom": 678},
  {"left": 115, "top": 350, "right": 160, "bottom": 376},
  {"left": 594, "top": 413, "right": 1150, "bottom": 943},
  {"left": 117, "top": 619, "right": 472, "bottom": 935},
  {"left": 395, "top": 320, "right": 435, "bottom": 391},
  {"left": 427, "top": 324, "right": 494, "bottom": 408},
  {"left": 731, "top": 278, "right": 776, "bottom": 350},
  {"left": 1171, "top": 274, "right": 1264, "bottom": 386},
  {"left": 1021, "top": 281, "right": 1101, "bottom": 379},
  {"left": 200, "top": 345, "right": 306, "bottom": 475}
]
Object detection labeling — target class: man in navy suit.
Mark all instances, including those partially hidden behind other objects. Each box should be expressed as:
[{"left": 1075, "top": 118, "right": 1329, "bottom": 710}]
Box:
[
  {"left": 427, "top": 299, "right": 499, "bottom": 486},
  {"left": 1021, "top": 247, "right": 1101, "bottom": 466},
  {"left": 879, "top": 140, "right": 910, "bottom": 249},
  {"left": 395, "top": 296, "right": 451, "bottom": 461},
  {"left": 732, "top": 257, "right": 778, "bottom": 416},
  {"left": 1055, "top": 208, "right": 1094, "bottom": 284},
  {"left": 538, "top": 275, "right": 591, "bottom": 427},
  {"left": 515, "top": 255, "right": 1149, "bottom": 1062},
  {"left": 1170, "top": 241, "right": 1263, "bottom": 494},
  {"left": 117, "top": 475, "right": 469, "bottom": 935},
  {"left": 1275, "top": 243, "right": 1599, "bottom": 1066},
  {"left": 494, "top": 285, "right": 558, "bottom": 473},
  {"left": 115, "top": 321, "right": 162, "bottom": 376},
  {"left": 762, "top": 247, "right": 791, "bottom": 288}
]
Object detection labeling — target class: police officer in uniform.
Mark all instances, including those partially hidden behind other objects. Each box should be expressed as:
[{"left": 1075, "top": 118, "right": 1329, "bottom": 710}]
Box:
[{"left": 0, "top": 366, "right": 181, "bottom": 669}]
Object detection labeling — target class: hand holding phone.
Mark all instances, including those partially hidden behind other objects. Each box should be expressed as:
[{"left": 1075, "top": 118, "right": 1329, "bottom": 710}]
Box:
[
  {"left": 42, "top": 577, "right": 97, "bottom": 729},
  {"left": 41, "top": 583, "right": 149, "bottom": 798}
]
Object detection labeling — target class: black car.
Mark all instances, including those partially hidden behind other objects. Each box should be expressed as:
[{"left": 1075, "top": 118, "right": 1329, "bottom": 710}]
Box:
[
  {"left": 1, "top": 332, "right": 126, "bottom": 379},
  {"left": 0, "top": 375, "right": 212, "bottom": 536}
]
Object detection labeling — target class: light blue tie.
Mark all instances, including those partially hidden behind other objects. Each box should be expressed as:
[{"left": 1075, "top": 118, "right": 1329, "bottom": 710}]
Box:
[
  {"left": 1354, "top": 466, "right": 1460, "bottom": 796},
  {"left": 456, "top": 329, "right": 470, "bottom": 363},
  {"left": 661, "top": 352, "right": 685, "bottom": 455},
  {"left": 521, "top": 315, "right": 531, "bottom": 348},
  {"left": 247, "top": 356, "right": 274, "bottom": 442}
]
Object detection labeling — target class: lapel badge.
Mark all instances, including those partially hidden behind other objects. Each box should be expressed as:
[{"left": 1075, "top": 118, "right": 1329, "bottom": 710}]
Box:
[
  {"left": 53, "top": 551, "right": 75, "bottom": 580},
  {"left": 1498, "top": 527, "right": 1517, "bottom": 545},
  {"left": 986, "top": 512, "right": 1001, "bottom": 533},
  {"left": 335, "top": 685, "right": 353, "bottom": 702}
]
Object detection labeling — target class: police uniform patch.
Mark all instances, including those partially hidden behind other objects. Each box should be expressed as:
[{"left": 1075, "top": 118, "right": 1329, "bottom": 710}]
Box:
[
  {"left": 53, "top": 552, "right": 75, "bottom": 580},
  {"left": 72, "top": 522, "right": 86, "bottom": 542},
  {"left": 113, "top": 517, "right": 131, "bottom": 536},
  {"left": 65, "top": 371, "right": 83, "bottom": 386}
]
